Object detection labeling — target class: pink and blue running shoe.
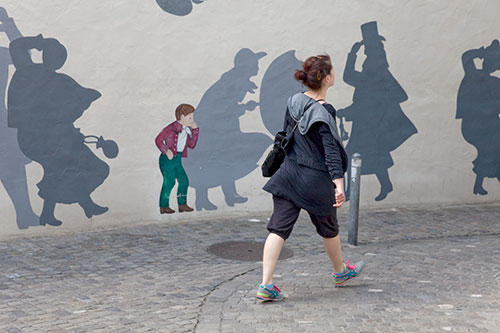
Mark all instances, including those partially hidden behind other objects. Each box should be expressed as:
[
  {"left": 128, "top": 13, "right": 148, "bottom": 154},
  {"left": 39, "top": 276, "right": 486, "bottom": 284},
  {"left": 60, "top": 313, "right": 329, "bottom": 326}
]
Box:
[
  {"left": 256, "top": 284, "right": 284, "bottom": 302},
  {"left": 334, "top": 260, "right": 365, "bottom": 287}
]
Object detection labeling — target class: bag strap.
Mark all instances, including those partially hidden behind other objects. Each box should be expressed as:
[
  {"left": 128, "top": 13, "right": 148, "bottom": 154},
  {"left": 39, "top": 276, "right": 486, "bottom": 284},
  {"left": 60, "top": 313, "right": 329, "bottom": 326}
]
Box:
[
  {"left": 289, "top": 97, "right": 322, "bottom": 134},
  {"left": 280, "top": 98, "right": 322, "bottom": 150},
  {"left": 290, "top": 119, "right": 300, "bottom": 133}
]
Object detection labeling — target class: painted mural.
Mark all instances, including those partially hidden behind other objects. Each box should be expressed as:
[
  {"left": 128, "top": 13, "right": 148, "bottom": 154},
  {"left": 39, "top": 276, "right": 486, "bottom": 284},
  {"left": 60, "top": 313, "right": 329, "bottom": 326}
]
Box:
[
  {"left": 155, "top": 0, "right": 206, "bottom": 16},
  {"left": 183, "top": 48, "right": 272, "bottom": 211},
  {"left": 457, "top": 40, "right": 500, "bottom": 195},
  {"left": 337, "top": 21, "right": 417, "bottom": 201},
  {"left": 0, "top": 8, "right": 39, "bottom": 229},
  {"left": 2, "top": 2, "right": 498, "bottom": 236},
  {"left": 155, "top": 104, "right": 199, "bottom": 214},
  {"left": 155, "top": 49, "right": 304, "bottom": 212},
  {"left": 7, "top": 34, "right": 118, "bottom": 227}
]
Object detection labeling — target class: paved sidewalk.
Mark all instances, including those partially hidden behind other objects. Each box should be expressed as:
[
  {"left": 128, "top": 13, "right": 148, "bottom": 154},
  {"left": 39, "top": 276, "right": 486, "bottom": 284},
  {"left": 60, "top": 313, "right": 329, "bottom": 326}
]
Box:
[{"left": 0, "top": 203, "right": 499, "bottom": 332}]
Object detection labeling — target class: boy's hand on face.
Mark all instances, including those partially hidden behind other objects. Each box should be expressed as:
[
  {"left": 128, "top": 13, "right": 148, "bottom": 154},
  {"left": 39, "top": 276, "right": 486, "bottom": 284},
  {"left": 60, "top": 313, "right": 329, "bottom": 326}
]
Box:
[{"left": 191, "top": 121, "right": 198, "bottom": 129}]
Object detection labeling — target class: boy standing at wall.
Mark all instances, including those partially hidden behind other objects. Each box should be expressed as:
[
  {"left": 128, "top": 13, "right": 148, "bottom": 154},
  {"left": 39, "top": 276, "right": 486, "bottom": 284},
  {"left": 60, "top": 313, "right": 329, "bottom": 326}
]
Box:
[{"left": 155, "top": 104, "right": 199, "bottom": 214}]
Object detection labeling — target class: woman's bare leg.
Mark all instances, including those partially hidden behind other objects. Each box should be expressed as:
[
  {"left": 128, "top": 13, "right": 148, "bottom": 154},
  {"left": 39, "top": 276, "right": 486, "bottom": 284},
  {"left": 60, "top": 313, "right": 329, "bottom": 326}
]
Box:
[
  {"left": 261, "top": 233, "right": 285, "bottom": 285},
  {"left": 323, "top": 235, "right": 345, "bottom": 273}
]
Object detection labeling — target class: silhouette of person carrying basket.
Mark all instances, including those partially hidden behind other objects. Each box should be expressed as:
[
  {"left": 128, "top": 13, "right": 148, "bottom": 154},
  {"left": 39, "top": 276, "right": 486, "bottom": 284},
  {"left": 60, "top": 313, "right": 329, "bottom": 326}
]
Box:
[{"left": 8, "top": 34, "right": 118, "bottom": 226}]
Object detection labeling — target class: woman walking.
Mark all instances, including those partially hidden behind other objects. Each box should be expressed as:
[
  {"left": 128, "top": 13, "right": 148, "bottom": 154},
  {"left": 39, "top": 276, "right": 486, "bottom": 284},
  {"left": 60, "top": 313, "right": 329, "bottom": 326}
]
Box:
[{"left": 257, "top": 55, "right": 365, "bottom": 301}]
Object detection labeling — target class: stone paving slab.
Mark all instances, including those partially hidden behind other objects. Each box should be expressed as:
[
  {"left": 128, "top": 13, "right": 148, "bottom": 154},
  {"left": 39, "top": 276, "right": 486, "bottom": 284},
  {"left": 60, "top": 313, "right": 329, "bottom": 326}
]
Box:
[
  {"left": 0, "top": 203, "right": 499, "bottom": 332},
  {"left": 197, "top": 235, "right": 500, "bottom": 332}
]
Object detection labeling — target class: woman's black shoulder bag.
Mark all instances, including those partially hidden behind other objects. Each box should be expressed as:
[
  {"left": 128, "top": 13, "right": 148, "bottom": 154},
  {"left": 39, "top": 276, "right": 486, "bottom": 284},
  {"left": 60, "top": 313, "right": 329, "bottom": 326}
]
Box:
[{"left": 261, "top": 98, "right": 319, "bottom": 177}]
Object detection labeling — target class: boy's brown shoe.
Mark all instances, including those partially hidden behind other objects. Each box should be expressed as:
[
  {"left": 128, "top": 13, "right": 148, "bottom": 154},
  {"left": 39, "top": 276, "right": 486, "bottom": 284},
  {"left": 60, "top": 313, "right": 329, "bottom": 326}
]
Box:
[
  {"left": 160, "top": 207, "right": 175, "bottom": 214},
  {"left": 179, "top": 204, "right": 194, "bottom": 213}
]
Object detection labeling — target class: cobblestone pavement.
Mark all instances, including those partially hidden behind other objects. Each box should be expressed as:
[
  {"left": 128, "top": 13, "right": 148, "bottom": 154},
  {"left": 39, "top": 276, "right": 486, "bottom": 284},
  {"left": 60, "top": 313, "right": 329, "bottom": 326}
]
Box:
[{"left": 0, "top": 203, "right": 499, "bottom": 332}]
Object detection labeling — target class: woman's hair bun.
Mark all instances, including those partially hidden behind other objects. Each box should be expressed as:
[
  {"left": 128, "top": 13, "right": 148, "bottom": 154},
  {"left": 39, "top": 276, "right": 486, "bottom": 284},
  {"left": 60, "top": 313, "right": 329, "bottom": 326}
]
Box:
[
  {"left": 294, "top": 69, "right": 307, "bottom": 82},
  {"left": 294, "top": 55, "right": 332, "bottom": 90}
]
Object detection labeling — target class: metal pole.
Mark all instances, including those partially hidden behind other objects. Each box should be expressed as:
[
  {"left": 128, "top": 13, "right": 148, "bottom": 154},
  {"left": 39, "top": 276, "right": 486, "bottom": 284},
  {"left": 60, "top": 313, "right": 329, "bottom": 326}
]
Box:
[{"left": 348, "top": 153, "right": 362, "bottom": 246}]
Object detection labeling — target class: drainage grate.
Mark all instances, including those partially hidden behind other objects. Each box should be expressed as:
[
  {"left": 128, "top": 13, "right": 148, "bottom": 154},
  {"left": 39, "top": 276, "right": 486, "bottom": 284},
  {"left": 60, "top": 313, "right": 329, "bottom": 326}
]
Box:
[{"left": 207, "top": 241, "right": 294, "bottom": 262}]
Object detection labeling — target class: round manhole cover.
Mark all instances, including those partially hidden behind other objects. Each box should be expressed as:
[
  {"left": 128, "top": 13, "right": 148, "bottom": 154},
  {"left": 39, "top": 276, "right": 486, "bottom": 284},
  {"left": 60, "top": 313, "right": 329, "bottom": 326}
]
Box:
[{"left": 207, "top": 241, "right": 294, "bottom": 262}]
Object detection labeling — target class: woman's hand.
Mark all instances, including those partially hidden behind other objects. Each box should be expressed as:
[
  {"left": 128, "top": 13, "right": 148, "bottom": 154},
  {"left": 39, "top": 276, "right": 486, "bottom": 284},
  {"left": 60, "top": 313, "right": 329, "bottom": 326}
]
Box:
[{"left": 333, "top": 178, "right": 345, "bottom": 208}]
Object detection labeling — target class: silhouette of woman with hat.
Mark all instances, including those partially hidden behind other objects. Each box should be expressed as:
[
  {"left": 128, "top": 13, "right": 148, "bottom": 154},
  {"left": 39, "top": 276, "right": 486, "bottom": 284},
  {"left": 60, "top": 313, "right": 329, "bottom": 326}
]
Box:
[
  {"left": 457, "top": 40, "right": 500, "bottom": 195},
  {"left": 338, "top": 21, "right": 417, "bottom": 201}
]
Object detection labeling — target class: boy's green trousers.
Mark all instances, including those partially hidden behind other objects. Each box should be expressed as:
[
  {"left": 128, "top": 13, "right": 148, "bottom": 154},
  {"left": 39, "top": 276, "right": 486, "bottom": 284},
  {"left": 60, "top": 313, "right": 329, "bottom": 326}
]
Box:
[{"left": 159, "top": 154, "right": 188, "bottom": 208}]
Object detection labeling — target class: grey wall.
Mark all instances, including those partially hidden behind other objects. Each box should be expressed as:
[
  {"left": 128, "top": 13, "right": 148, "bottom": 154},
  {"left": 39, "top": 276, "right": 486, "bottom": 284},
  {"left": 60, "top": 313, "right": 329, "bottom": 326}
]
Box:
[{"left": 0, "top": 0, "right": 499, "bottom": 238}]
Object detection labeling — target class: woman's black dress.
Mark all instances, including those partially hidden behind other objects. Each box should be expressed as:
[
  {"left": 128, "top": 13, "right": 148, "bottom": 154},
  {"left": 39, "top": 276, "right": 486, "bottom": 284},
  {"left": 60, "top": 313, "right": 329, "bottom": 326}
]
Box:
[{"left": 263, "top": 103, "right": 344, "bottom": 216}]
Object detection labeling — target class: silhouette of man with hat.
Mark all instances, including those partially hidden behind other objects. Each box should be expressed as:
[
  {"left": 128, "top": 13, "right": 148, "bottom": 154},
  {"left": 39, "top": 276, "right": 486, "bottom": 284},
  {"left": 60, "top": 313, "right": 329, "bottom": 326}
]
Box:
[
  {"left": 338, "top": 21, "right": 417, "bottom": 201},
  {"left": 184, "top": 48, "right": 271, "bottom": 210}
]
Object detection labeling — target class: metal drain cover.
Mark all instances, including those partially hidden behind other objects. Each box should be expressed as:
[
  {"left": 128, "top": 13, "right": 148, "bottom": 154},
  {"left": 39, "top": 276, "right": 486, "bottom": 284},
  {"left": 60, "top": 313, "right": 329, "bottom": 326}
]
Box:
[{"left": 207, "top": 241, "right": 294, "bottom": 262}]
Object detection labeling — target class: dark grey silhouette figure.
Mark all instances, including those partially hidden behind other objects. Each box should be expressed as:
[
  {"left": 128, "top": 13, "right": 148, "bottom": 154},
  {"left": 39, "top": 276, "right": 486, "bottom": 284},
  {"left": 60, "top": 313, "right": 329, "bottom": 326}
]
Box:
[
  {"left": 260, "top": 50, "right": 304, "bottom": 135},
  {"left": 8, "top": 34, "right": 117, "bottom": 226},
  {"left": 0, "top": 8, "right": 39, "bottom": 229},
  {"left": 184, "top": 48, "right": 271, "bottom": 210},
  {"left": 156, "top": 0, "right": 205, "bottom": 16},
  {"left": 457, "top": 40, "right": 500, "bottom": 195},
  {"left": 337, "top": 21, "right": 417, "bottom": 201}
]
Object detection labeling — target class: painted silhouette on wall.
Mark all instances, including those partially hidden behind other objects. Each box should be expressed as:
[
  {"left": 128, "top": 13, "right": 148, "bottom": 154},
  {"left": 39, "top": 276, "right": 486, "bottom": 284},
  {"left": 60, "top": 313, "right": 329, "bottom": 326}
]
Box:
[
  {"left": 260, "top": 50, "right": 304, "bottom": 135},
  {"left": 457, "top": 40, "right": 500, "bottom": 195},
  {"left": 156, "top": 0, "right": 206, "bottom": 16},
  {"left": 0, "top": 8, "right": 39, "bottom": 229},
  {"left": 155, "top": 104, "right": 199, "bottom": 214},
  {"left": 184, "top": 48, "right": 272, "bottom": 210},
  {"left": 7, "top": 34, "right": 118, "bottom": 226},
  {"left": 337, "top": 21, "right": 417, "bottom": 201}
]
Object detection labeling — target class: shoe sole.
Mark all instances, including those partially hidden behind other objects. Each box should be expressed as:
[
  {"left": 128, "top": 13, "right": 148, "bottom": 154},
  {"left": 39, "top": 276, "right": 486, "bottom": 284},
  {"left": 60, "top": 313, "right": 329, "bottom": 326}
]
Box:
[
  {"left": 335, "top": 269, "right": 364, "bottom": 287},
  {"left": 256, "top": 295, "right": 285, "bottom": 302}
]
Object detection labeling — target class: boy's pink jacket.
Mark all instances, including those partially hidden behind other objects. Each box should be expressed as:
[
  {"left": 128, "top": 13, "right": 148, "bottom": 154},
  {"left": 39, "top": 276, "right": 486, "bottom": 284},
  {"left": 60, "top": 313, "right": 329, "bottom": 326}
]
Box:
[{"left": 155, "top": 121, "right": 199, "bottom": 157}]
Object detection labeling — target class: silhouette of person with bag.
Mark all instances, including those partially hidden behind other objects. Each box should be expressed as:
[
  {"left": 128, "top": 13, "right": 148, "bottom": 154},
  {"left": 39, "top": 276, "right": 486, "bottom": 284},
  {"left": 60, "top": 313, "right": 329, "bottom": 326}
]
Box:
[{"left": 8, "top": 34, "right": 117, "bottom": 226}]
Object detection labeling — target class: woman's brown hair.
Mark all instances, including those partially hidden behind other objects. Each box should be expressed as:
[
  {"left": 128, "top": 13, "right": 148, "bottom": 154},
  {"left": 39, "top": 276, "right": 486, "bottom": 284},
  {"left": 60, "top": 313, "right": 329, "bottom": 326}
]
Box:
[
  {"left": 294, "top": 55, "right": 332, "bottom": 90},
  {"left": 175, "top": 103, "right": 195, "bottom": 120}
]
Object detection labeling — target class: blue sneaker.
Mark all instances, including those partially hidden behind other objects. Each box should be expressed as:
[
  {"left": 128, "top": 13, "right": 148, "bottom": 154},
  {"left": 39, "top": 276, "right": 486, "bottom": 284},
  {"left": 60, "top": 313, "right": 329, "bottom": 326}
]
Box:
[
  {"left": 334, "top": 260, "right": 365, "bottom": 287},
  {"left": 256, "top": 284, "right": 284, "bottom": 302}
]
